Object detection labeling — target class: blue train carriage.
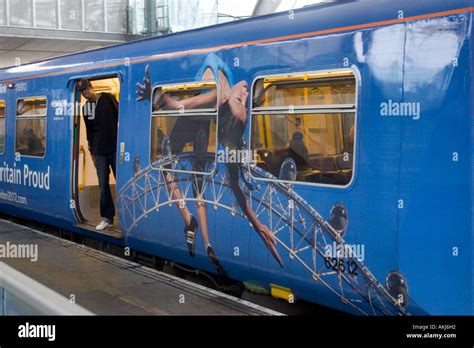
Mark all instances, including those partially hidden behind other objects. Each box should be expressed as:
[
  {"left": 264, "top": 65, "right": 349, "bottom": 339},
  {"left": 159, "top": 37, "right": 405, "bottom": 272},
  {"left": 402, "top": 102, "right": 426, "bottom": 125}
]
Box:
[{"left": 0, "top": 0, "right": 472, "bottom": 315}]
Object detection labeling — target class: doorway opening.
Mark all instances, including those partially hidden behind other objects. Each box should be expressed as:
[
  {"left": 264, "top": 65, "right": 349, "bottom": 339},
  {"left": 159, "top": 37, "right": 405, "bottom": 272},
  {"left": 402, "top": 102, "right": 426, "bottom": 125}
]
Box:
[{"left": 73, "top": 77, "right": 121, "bottom": 238}]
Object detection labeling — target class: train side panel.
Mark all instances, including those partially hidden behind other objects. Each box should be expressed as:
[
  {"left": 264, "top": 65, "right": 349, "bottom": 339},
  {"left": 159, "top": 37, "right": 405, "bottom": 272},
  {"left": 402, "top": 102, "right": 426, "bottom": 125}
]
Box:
[
  {"left": 0, "top": 74, "right": 74, "bottom": 227},
  {"left": 398, "top": 13, "right": 473, "bottom": 315}
]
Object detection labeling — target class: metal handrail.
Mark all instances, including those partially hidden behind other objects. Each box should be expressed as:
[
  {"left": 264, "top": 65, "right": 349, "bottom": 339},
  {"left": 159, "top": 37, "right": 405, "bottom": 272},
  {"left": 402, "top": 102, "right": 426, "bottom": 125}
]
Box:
[
  {"left": 79, "top": 145, "right": 86, "bottom": 192},
  {"left": 0, "top": 262, "right": 93, "bottom": 315}
]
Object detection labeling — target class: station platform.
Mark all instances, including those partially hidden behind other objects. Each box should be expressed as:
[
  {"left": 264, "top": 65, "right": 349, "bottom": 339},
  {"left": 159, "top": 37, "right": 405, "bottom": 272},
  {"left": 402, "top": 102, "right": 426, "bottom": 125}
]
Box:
[{"left": 0, "top": 218, "right": 282, "bottom": 316}]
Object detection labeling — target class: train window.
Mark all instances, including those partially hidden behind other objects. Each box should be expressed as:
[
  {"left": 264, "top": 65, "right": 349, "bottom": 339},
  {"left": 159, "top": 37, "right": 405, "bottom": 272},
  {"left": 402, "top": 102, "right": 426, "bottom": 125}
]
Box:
[
  {"left": 15, "top": 97, "right": 47, "bottom": 157},
  {"left": 251, "top": 70, "right": 357, "bottom": 186},
  {"left": 150, "top": 82, "right": 218, "bottom": 174},
  {"left": 0, "top": 100, "right": 5, "bottom": 154}
]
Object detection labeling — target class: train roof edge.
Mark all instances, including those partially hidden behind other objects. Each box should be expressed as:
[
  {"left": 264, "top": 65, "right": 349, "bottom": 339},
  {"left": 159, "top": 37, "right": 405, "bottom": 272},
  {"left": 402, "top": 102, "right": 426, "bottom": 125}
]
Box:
[{"left": 0, "top": 0, "right": 472, "bottom": 80}]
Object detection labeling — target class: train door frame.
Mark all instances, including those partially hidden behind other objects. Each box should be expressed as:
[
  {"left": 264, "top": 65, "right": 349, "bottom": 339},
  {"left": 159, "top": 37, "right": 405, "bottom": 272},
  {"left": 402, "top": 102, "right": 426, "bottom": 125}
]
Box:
[{"left": 69, "top": 73, "right": 123, "bottom": 238}]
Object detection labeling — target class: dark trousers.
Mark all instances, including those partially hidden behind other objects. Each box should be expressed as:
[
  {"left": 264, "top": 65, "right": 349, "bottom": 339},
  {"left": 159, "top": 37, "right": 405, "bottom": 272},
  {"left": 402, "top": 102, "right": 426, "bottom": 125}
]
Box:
[{"left": 95, "top": 152, "right": 116, "bottom": 223}]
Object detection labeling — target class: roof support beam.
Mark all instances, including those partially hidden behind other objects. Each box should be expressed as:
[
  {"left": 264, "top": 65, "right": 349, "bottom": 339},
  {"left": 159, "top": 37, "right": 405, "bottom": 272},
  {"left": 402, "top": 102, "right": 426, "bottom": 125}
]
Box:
[
  {"left": 0, "top": 26, "right": 127, "bottom": 43},
  {"left": 252, "top": 0, "right": 282, "bottom": 17}
]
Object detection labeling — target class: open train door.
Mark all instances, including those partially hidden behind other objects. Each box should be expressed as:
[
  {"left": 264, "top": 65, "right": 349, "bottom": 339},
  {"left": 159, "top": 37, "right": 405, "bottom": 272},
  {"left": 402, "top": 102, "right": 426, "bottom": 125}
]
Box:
[{"left": 70, "top": 75, "right": 122, "bottom": 239}]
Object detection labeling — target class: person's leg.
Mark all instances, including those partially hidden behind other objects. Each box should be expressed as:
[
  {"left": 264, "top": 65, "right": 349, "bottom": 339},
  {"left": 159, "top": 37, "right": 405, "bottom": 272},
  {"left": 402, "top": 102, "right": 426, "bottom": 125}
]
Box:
[
  {"left": 161, "top": 90, "right": 217, "bottom": 111},
  {"left": 107, "top": 152, "right": 117, "bottom": 221},
  {"left": 157, "top": 66, "right": 232, "bottom": 113},
  {"left": 227, "top": 162, "right": 284, "bottom": 268},
  {"left": 191, "top": 122, "right": 227, "bottom": 275},
  {"left": 164, "top": 118, "right": 203, "bottom": 257},
  {"left": 193, "top": 124, "right": 211, "bottom": 248},
  {"left": 95, "top": 154, "right": 114, "bottom": 224},
  {"left": 166, "top": 117, "right": 196, "bottom": 226},
  {"left": 195, "top": 188, "right": 226, "bottom": 276},
  {"left": 196, "top": 197, "right": 209, "bottom": 244},
  {"left": 109, "top": 152, "right": 117, "bottom": 179},
  {"left": 165, "top": 173, "right": 192, "bottom": 224}
]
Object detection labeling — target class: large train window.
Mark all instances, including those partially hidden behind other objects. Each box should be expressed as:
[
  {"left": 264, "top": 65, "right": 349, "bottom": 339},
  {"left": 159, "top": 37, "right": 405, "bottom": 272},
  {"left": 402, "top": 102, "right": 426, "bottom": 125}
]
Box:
[
  {"left": 15, "top": 97, "right": 47, "bottom": 157},
  {"left": 150, "top": 81, "right": 218, "bottom": 174},
  {"left": 251, "top": 70, "right": 357, "bottom": 186},
  {"left": 0, "top": 100, "right": 5, "bottom": 154}
]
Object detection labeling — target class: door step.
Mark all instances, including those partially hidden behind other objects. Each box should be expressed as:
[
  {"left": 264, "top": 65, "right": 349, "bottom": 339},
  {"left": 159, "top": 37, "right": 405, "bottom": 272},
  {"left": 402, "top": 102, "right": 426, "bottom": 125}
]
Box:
[{"left": 75, "top": 222, "right": 123, "bottom": 239}]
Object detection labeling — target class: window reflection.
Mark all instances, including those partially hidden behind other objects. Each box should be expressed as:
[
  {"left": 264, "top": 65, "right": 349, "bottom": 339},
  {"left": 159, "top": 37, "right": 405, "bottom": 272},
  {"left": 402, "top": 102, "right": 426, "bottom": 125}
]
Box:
[
  {"left": 251, "top": 71, "right": 356, "bottom": 186},
  {"left": 16, "top": 98, "right": 47, "bottom": 157}
]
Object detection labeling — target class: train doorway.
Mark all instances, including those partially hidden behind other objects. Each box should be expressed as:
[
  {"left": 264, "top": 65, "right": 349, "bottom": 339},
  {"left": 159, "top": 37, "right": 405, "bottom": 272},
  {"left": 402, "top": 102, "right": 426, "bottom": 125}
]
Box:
[{"left": 72, "top": 76, "right": 122, "bottom": 238}]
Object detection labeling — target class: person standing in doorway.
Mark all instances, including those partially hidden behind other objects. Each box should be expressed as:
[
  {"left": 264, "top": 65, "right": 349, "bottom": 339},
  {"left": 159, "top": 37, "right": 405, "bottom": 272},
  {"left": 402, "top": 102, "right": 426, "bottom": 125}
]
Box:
[{"left": 78, "top": 78, "right": 119, "bottom": 231}]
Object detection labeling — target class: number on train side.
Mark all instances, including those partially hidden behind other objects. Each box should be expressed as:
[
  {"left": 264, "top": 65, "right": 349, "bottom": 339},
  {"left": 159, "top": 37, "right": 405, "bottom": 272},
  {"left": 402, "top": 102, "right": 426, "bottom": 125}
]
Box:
[{"left": 324, "top": 257, "right": 358, "bottom": 276}]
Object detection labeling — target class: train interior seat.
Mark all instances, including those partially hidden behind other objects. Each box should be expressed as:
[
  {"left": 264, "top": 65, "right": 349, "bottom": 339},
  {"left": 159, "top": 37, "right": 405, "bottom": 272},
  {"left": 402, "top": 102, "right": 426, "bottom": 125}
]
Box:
[{"left": 257, "top": 147, "right": 353, "bottom": 185}]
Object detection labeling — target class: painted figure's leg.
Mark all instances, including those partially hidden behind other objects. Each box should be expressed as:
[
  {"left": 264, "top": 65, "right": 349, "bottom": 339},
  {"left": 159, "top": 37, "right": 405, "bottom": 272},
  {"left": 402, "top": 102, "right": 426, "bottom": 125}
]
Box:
[{"left": 228, "top": 163, "right": 284, "bottom": 268}]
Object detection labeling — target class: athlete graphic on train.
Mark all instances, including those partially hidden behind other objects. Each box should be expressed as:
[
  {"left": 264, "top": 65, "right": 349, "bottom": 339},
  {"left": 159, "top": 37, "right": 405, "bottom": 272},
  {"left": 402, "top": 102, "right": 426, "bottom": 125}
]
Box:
[{"left": 136, "top": 54, "right": 284, "bottom": 275}]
